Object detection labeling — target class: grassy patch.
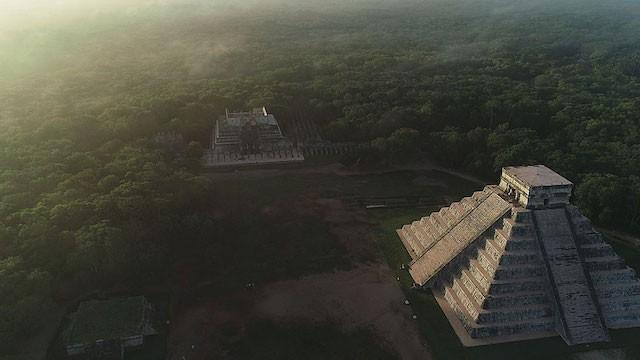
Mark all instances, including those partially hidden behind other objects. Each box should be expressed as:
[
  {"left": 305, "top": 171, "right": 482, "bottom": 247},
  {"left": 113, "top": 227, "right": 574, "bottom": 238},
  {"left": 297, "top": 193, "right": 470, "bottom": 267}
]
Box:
[
  {"left": 195, "top": 168, "right": 476, "bottom": 291},
  {"left": 371, "top": 208, "right": 468, "bottom": 360},
  {"left": 227, "top": 319, "right": 399, "bottom": 360},
  {"left": 126, "top": 334, "right": 167, "bottom": 360},
  {"left": 210, "top": 212, "right": 351, "bottom": 288}
]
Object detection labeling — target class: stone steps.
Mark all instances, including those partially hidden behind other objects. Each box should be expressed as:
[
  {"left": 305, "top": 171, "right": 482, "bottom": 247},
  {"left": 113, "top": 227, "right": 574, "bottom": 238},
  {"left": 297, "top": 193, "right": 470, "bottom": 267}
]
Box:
[
  {"left": 451, "top": 277, "right": 482, "bottom": 319},
  {"left": 449, "top": 202, "right": 466, "bottom": 218},
  {"left": 397, "top": 228, "right": 420, "bottom": 259},
  {"left": 413, "top": 223, "right": 437, "bottom": 250},
  {"left": 484, "top": 291, "right": 550, "bottom": 310},
  {"left": 590, "top": 268, "right": 638, "bottom": 285},
  {"left": 605, "top": 312, "right": 640, "bottom": 328},
  {"left": 494, "top": 264, "right": 546, "bottom": 280},
  {"left": 440, "top": 207, "right": 459, "bottom": 227},
  {"left": 533, "top": 208, "right": 609, "bottom": 345},
  {"left": 215, "top": 125, "right": 285, "bottom": 145},
  {"left": 477, "top": 248, "right": 499, "bottom": 269},
  {"left": 398, "top": 225, "right": 429, "bottom": 260},
  {"left": 434, "top": 204, "right": 561, "bottom": 342},
  {"left": 566, "top": 207, "right": 640, "bottom": 332},
  {"left": 429, "top": 215, "right": 447, "bottom": 237},
  {"left": 400, "top": 187, "right": 498, "bottom": 267},
  {"left": 417, "top": 218, "right": 438, "bottom": 244},
  {"left": 584, "top": 256, "right": 626, "bottom": 272},
  {"left": 444, "top": 283, "right": 555, "bottom": 338},
  {"left": 600, "top": 294, "right": 640, "bottom": 313},
  {"left": 215, "top": 138, "right": 241, "bottom": 144},
  {"left": 470, "top": 318, "right": 555, "bottom": 339},
  {"left": 503, "top": 238, "right": 538, "bottom": 252},
  {"left": 398, "top": 178, "right": 640, "bottom": 346},
  {"left": 464, "top": 251, "right": 547, "bottom": 295},
  {"left": 468, "top": 258, "right": 494, "bottom": 291},
  {"left": 497, "top": 252, "right": 541, "bottom": 266},
  {"left": 459, "top": 268, "right": 489, "bottom": 306},
  {"left": 476, "top": 304, "right": 552, "bottom": 325},
  {"left": 491, "top": 229, "right": 509, "bottom": 249},
  {"left": 577, "top": 232, "right": 606, "bottom": 245},
  {"left": 489, "top": 278, "right": 547, "bottom": 295},
  {"left": 595, "top": 282, "right": 640, "bottom": 299},
  {"left": 483, "top": 239, "right": 502, "bottom": 261},
  {"left": 443, "top": 278, "right": 553, "bottom": 326}
]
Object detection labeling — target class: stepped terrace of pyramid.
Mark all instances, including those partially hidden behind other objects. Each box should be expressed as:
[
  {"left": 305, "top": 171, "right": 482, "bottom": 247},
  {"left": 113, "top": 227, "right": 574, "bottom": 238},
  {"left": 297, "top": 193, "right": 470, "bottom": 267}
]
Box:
[{"left": 397, "top": 165, "right": 640, "bottom": 346}]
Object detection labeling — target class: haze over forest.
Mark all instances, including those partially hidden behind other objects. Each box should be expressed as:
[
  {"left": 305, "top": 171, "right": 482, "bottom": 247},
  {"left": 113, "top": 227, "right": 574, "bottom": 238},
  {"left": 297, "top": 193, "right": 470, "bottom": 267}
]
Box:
[{"left": 1, "top": 0, "right": 640, "bottom": 358}]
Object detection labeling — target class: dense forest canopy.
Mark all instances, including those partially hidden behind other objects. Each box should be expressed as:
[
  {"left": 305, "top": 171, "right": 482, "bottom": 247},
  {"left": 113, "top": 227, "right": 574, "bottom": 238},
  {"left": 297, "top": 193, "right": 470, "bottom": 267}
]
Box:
[{"left": 1, "top": 0, "right": 640, "bottom": 355}]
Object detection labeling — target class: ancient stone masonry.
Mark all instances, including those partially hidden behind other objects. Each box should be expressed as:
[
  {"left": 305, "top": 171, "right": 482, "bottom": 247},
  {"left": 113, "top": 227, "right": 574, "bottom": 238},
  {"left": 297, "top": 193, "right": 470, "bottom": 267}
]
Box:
[
  {"left": 532, "top": 208, "right": 609, "bottom": 344},
  {"left": 204, "top": 107, "right": 374, "bottom": 167},
  {"left": 397, "top": 165, "right": 640, "bottom": 346},
  {"left": 204, "top": 107, "right": 304, "bottom": 167},
  {"left": 61, "top": 296, "right": 157, "bottom": 358}
]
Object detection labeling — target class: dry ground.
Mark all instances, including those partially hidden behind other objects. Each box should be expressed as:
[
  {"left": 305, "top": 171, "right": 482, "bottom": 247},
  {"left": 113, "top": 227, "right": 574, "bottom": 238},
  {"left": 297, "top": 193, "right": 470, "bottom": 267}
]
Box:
[
  {"left": 164, "top": 163, "right": 640, "bottom": 360},
  {"left": 255, "top": 264, "right": 431, "bottom": 360},
  {"left": 167, "top": 262, "right": 431, "bottom": 360},
  {"left": 571, "top": 349, "right": 634, "bottom": 360},
  {"left": 166, "top": 176, "right": 433, "bottom": 359}
]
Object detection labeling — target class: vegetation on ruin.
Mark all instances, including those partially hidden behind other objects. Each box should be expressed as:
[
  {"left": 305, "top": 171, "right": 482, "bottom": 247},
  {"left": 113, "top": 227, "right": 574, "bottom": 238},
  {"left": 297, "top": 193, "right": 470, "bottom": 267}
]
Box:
[{"left": 1, "top": 0, "right": 640, "bottom": 356}]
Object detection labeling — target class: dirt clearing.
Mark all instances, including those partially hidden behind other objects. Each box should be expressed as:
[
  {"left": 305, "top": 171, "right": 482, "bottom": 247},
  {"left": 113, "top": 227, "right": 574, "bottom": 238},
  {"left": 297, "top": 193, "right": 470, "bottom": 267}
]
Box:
[
  {"left": 167, "top": 263, "right": 431, "bottom": 360},
  {"left": 256, "top": 263, "right": 431, "bottom": 360}
]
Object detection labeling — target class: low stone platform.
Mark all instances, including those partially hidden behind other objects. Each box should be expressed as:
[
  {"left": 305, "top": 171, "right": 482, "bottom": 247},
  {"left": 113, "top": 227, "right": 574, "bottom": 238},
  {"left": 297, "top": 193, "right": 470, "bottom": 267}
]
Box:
[{"left": 203, "top": 148, "right": 304, "bottom": 168}]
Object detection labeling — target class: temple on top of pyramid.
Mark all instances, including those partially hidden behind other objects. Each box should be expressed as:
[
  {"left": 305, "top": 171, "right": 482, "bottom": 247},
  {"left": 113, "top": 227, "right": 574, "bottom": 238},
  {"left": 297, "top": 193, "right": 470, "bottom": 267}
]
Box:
[{"left": 397, "top": 165, "right": 640, "bottom": 347}]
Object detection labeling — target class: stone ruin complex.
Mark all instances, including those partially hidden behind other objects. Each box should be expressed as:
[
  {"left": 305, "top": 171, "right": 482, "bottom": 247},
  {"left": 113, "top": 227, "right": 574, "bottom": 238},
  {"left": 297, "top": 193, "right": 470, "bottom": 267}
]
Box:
[
  {"left": 204, "top": 107, "right": 304, "bottom": 167},
  {"left": 397, "top": 165, "right": 640, "bottom": 346},
  {"left": 62, "top": 296, "right": 157, "bottom": 358}
]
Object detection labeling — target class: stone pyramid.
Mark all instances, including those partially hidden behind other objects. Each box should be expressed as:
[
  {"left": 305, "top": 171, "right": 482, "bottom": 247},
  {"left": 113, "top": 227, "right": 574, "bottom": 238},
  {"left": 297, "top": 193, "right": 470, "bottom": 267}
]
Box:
[{"left": 397, "top": 165, "right": 640, "bottom": 346}]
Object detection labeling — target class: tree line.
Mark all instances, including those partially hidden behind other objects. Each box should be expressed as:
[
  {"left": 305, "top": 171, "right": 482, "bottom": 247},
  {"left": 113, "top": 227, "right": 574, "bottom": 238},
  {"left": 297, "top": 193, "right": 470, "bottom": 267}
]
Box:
[{"left": 1, "top": 0, "right": 639, "bottom": 354}]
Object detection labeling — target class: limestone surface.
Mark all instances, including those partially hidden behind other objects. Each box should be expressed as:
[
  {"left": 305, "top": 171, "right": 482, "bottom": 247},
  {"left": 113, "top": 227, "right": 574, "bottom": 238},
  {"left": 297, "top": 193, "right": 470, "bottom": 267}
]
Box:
[{"left": 397, "top": 166, "right": 640, "bottom": 346}]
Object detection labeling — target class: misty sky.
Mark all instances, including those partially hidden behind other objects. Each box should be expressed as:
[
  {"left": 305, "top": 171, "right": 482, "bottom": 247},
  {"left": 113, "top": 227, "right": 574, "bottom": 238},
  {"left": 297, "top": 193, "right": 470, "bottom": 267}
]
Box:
[
  {"left": 1, "top": 0, "right": 175, "bottom": 30},
  {"left": 0, "top": 0, "right": 411, "bottom": 32},
  {"left": 2, "top": 0, "right": 626, "bottom": 30}
]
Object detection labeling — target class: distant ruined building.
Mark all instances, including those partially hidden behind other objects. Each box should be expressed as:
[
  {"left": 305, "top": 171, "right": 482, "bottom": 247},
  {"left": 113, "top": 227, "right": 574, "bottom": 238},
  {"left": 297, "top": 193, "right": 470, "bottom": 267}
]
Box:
[
  {"left": 204, "top": 107, "right": 304, "bottom": 167},
  {"left": 397, "top": 165, "right": 640, "bottom": 346},
  {"left": 62, "top": 296, "right": 157, "bottom": 359}
]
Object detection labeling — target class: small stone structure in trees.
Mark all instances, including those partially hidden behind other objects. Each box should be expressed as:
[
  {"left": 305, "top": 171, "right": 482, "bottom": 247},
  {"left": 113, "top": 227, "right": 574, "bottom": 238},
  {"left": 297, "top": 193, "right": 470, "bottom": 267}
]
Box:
[
  {"left": 397, "top": 165, "right": 640, "bottom": 346},
  {"left": 61, "top": 296, "right": 157, "bottom": 359}
]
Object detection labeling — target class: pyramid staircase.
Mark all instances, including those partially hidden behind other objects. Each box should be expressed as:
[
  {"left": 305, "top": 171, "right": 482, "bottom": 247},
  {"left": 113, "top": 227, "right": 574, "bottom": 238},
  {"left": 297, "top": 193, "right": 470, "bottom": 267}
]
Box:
[
  {"left": 214, "top": 120, "right": 286, "bottom": 148},
  {"left": 566, "top": 206, "right": 640, "bottom": 329},
  {"left": 397, "top": 186, "right": 498, "bottom": 261},
  {"left": 532, "top": 208, "right": 609, "bottom": 345},
  {"left": 434, "top": 208, "right": 557, "bottom": 342},
  {"left": 397, "top": 166, "right": 640, "bottom": 346}
]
